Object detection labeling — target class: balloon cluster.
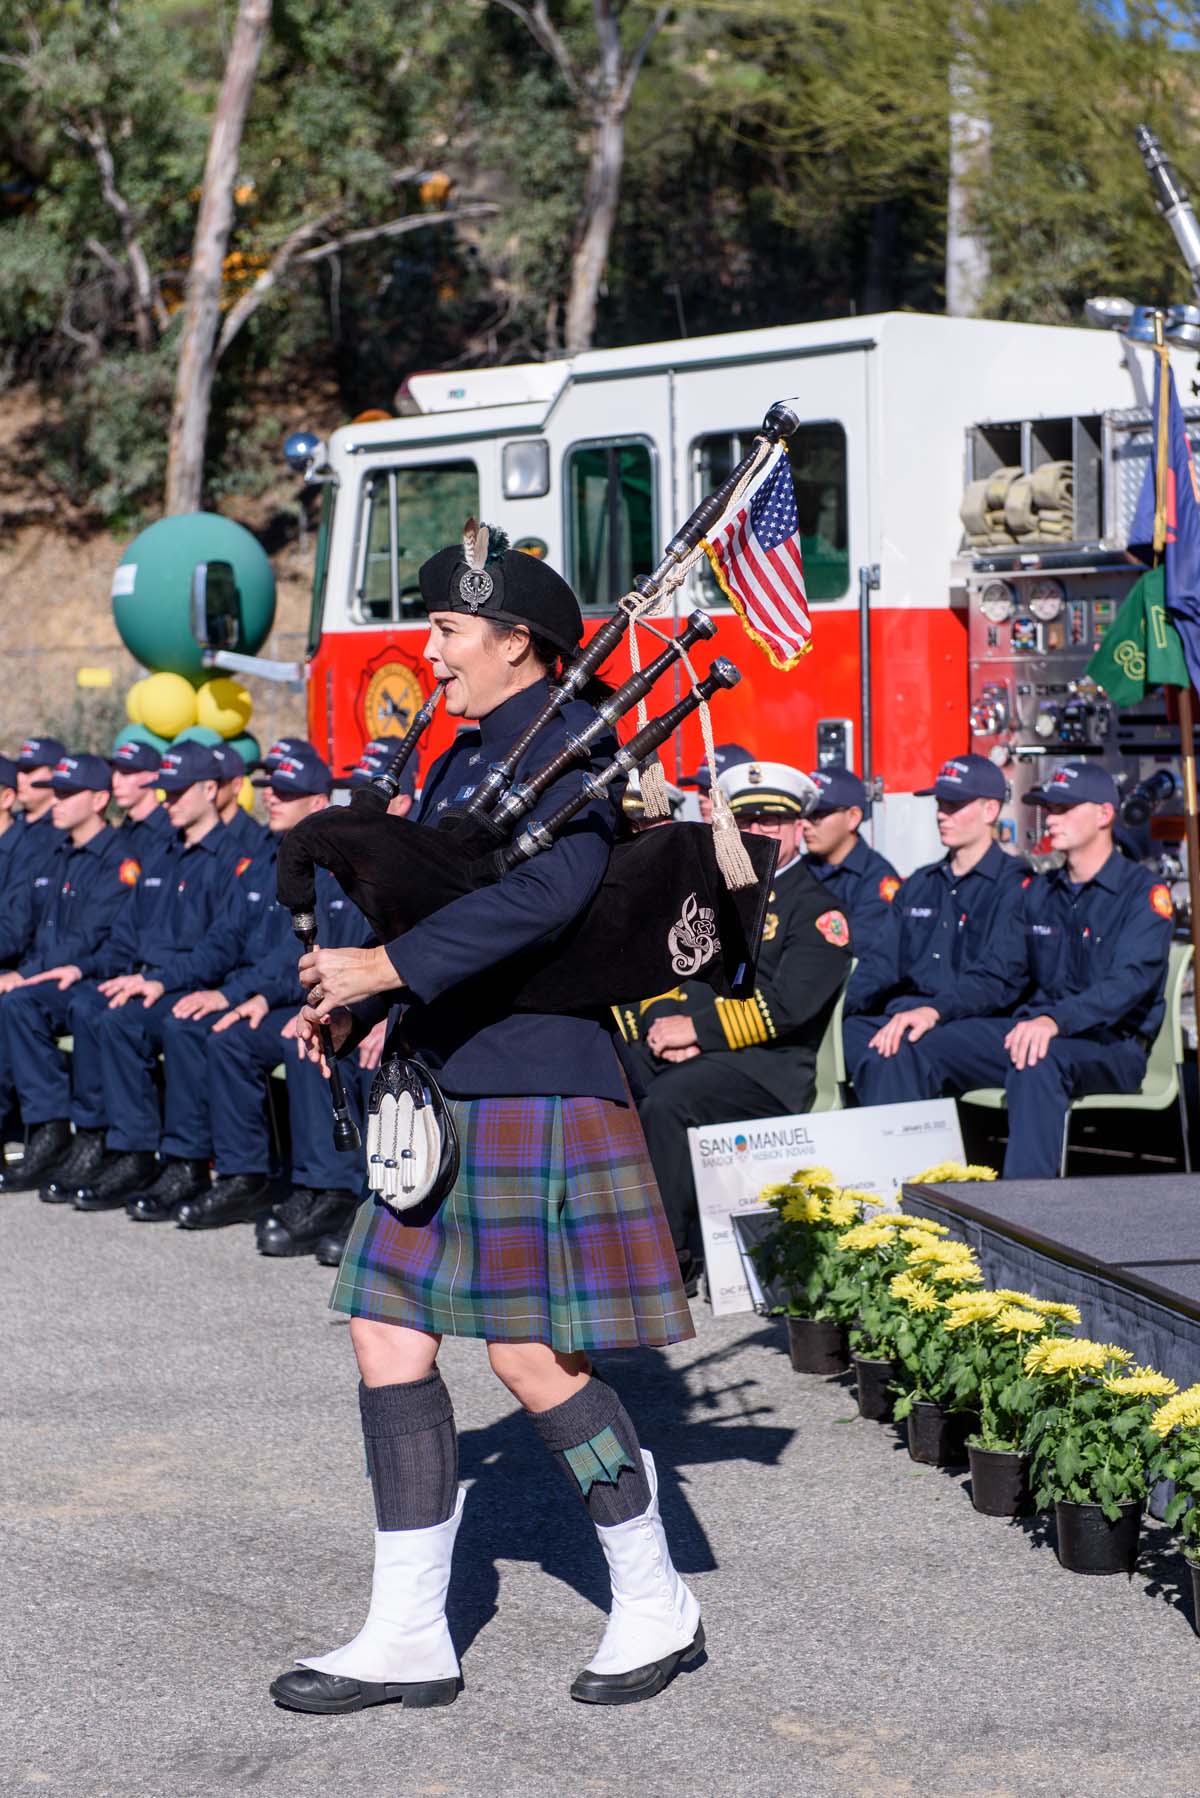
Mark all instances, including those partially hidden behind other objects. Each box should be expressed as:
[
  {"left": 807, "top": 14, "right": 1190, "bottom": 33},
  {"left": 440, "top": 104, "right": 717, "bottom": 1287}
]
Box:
[{"left": 109, "top": 512, "right": 278, "bottom": 813}]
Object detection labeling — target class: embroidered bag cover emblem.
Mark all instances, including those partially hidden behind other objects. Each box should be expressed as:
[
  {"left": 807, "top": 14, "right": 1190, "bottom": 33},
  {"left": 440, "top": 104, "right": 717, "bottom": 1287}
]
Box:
[{"left": 668, "top": 891, "right": 719, "bottom": 975}]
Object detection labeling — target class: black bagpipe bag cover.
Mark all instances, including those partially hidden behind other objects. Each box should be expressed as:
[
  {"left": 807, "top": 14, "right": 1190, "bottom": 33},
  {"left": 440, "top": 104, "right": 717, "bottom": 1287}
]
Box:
[{"left": 276, "top": 807, "right": 778, "bottom": 1015}]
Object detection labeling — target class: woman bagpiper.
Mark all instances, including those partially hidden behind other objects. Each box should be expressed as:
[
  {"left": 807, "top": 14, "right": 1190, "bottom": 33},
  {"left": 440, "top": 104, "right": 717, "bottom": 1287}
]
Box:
[{"left": 269, "top": 531, "right": 701, "bottom": 1715}]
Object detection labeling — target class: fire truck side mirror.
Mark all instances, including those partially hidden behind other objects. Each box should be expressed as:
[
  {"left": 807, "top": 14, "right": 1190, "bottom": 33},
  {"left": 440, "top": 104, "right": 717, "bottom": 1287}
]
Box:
[{"left": 190, "top": 560, "right": 241, "bottom": 653}]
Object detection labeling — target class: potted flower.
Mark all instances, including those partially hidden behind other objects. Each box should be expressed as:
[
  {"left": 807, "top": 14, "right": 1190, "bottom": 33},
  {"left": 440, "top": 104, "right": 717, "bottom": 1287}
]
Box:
[
  {"left": 941, "top": 1290, "right": 1081, "bottom": 1516},
  {"left": 830, "top": 1214, "right": 945, "bottom": 1419},
  {"left": 1023, "top": 1338, "right": 1177, "bottom": 1573},
  {"left": 751, "top": 1168, "right": 882, "bottom": 1375},
  {"left": 888, "top": 1240, "right": 986, "bottom": 1466},
  {"left": 1148, "top": 1384, "right": 1200, "bottom": 1627}
]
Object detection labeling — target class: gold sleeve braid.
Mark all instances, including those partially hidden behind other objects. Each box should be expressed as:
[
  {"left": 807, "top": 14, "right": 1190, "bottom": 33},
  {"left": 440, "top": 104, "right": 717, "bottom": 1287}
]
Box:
[
  {"left": 610, "top": 1005, "right": 641, "bottom": 1043},
  {"left": 714, "top": 989, "right": 775, "bottom": 1049}
]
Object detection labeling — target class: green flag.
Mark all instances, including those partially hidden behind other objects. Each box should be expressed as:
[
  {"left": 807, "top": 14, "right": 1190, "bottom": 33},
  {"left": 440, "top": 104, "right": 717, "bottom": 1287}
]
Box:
[{"left": 1086, "top": 565, "right": 1190, "bottom": 705}]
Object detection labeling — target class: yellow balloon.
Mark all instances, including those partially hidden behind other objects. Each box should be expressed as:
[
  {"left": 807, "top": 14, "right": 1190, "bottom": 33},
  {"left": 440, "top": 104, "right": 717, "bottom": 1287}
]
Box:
[
  {"left": 126, "top": 678, "right": 148, "bottom": 725},
  {"left": 237, "top": 776, "right": 255, "bottom": 813},
  {"left": 139, "top": 671, "right": 198, "bottom": 740},
  {"left": 196, "top": 676, "right": 253, "bottom": 739}
]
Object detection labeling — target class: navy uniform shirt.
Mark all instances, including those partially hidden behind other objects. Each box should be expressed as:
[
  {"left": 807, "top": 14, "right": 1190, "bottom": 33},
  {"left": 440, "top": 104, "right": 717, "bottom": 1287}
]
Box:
[
  {"left": 616, "top": 856, "right": 851, "bottom": 1115},
  {"left": 18, "top": 826, "right": 132, "bottom": 979},
  {"left": 362, "top": 678, "right": 623, "bottom": 1101},
  {"left": 803, "top": 835, "right": 899, "bottom": 942},
  {"left": 94, "top": 821, "right": 246, "bottom": 989},
  {"left": 0, "top": 812, "right": 67, "bottom": 964},
  {"left": 115, "top": 803, "right": 175, "bottom": 873},
  {"left": 938, "top": 850, "right": 1174, "bottom": 1041},
  {"left": 225, "top": 840, "right": 371, "bottom": 1008},
  {"left": 846, "top": 840, "right": 1026, "bottom": 1017},
  {"left": 222, "top": 804, "right": 269, "bottom": 864}
]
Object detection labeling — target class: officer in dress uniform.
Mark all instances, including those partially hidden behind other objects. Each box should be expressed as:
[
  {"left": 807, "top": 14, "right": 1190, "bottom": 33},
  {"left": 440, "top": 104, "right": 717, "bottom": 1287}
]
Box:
[
  {"left": 857, "top": 762, "right": 1174, "bottom": 1177},
  {"left": 842, "top": 752, "right": 1026, "bottom": 1099},
  {"left": 801, "top": 765, "right": 900, "bottom": 938},
  {"left": 58, "top": 743, "right": 247, "bottom": 1211},
  {"left": 266, "top": 528, "right": 699, "bottom": 1718},
  {"left": 0, "top": 736, "right": 67, "bottom": 967},
  {"left": 0, "top": 756, "right": 132, "bottom": 1192},
  {"left": 618, "top": 760, "right": 852, "bottom": 1287}
]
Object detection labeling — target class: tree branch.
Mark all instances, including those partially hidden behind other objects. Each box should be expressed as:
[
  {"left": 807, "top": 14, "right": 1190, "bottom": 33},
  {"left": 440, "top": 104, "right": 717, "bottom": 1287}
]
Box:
[
  {"left": 616, "top": 4, "right": 670, "bottom": 113},
  {"left": 489, "top": 0, "right": 582, "bottom": 100},
  {"left": 214, "top": 209, "right": 340, "bottom": 364},
  {"left": 292, "top": 201, "right": 499, "bottom": 265},
  {"left": 64, "top": 112, "right": 167, "bottom": 343}
]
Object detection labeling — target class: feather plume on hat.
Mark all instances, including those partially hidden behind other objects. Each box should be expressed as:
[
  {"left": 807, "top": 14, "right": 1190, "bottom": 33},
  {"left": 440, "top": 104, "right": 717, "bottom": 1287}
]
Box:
[{"left": 462, "top": 517, "right": 490, "bottom": 571}]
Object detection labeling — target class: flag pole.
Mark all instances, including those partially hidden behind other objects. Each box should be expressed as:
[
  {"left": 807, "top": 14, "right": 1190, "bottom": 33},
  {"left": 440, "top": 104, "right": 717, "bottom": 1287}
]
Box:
[{"left": 1151, "top": 310, "right": 1200, "bottom": 1074}]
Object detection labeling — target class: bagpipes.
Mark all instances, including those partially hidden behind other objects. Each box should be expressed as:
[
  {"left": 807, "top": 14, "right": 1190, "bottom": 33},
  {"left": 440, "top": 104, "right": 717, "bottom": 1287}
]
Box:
[{"left": 277, "top": 403, "right": 801, "bottom": 1156}]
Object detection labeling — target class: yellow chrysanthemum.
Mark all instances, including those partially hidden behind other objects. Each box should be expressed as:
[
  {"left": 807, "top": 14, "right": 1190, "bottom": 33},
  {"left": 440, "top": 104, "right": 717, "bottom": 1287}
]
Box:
[
  {"left": 925, "top": 1263, "right": 984, "bottom": 1287},
  {"left": 839, "top": 1220, "right": 903, "bottom": 1252},
  {"left": 1024, "top": 1338, "right": 1132, "bottom": 1378},
  {"left": 1027, "top": 1300, "right": 1082, "bottom": 1325},
  {"left": 896, "top": 1219, "right": 950, "bottom": 1239},
  {"left": 761, "top": 1182, "right": 795, "bottom": 1209},
  {"left": 790, "top": 1165, "right": 836, "bottom": 1189},
  {"left": 941, "top": 1291, "right": 1006, "bottom": 1328},
  {"left": 990, "top": 1289, "right": 1045, "bottom": 1308},
  {"left": 781, "top": 1193, "right": 824, "bottom": 1225},
  {"left": 993, "top": 1306, "right": 1048, "bottom": 1336},
  {"left": 823, "top": 1194, "right": 860, "bottom": 1227},
  {"left": 909, "top": 1160, "right": 998, "bottom": 1184},
  {"left": 903, "top": 1240, "right": 979, "bottom": 1271},
  {"left": 1102, "top": 1367, "right": 1178, "bottom": 1400},
  {"left": 841, "top": 1188, "right": 886, "bottom": 1211},
  {"left": 889, "top": 1272, "right": 942, "bottom": 1313},
  {"left": 1150, "top": 1384, "right": 1200, "bottom": 1438}
]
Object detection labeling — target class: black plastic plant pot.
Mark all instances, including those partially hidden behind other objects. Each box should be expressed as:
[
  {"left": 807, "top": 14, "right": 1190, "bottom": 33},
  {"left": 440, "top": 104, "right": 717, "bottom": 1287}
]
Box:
[
  {"left": 967, "top": 1444, "right": 1029, "bottom": 1517},
  {"left": 905, "top": 1401, "right": 974, "bottom": 1468},
  {"left": 1053, "top": 1499, "right": 1142, "bottom": 1574},
  {"left": 786, "top": 1317, "right": 850, "bottom": 1376},
  {"left": 852, "top": 1354, "right": 897, "bottom": 1421},
  {"left": 1189, "top": 1560, "right": 1200, "bottom": 1635}
]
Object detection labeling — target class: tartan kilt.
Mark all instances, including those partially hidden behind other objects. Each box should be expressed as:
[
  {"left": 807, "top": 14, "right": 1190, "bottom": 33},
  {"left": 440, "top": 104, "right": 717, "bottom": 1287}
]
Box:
[{"left": 329, "top": 1093, "right": 694, "bottom": 1353}]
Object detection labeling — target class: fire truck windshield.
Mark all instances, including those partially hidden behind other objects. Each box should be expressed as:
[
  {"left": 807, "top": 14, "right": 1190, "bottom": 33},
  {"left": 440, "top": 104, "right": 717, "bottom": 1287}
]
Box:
[{"left": 355, "top": 460, "right": 479, "bottom": 623}]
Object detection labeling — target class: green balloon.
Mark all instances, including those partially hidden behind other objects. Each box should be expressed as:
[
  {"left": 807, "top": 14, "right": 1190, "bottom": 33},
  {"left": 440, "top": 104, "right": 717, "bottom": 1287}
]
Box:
[
  {"left": 226, "top": 732, "right": 261, "bottom": 767},
  {"left": 113, "top": 723, "right": 169, "bottom": 754},
  {"left": 111, "top": 512, "right": 276, "bottom": 680},
  {"left": 171, "top": 725, "right": 224, "bottom": 747}
]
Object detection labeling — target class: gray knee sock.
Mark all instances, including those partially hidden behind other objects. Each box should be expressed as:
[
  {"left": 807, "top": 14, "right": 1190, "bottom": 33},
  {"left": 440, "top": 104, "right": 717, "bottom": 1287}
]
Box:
[
  {"left": 528, "top": 1375, "right": 652, "bottom": 1526},
  {"left": 359, "top": 1371, "right": 458, "bottom": 1530}
]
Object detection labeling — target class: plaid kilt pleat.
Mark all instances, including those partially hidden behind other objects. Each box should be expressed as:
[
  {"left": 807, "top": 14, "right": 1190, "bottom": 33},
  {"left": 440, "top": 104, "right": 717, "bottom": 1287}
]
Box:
[{"left": 329, "top": 1094, "right": 694, "bottom": 1353}]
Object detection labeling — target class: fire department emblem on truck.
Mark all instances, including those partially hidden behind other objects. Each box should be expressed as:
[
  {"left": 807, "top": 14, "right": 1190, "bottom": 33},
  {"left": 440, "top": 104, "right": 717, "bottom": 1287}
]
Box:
[{"left": 358, "top": 657, "right": 426, "bottom": 741}]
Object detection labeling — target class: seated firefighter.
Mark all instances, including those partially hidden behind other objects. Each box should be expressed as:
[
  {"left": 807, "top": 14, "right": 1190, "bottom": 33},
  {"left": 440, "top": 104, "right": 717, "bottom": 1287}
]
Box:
[
  {"left": 844, "top": 761, "right": 1174, "bottom": 1179},
  {"left": 842, "top": 752, "right": 1026, "bottom": 1100},
  {"left": 618, "top": 760, "right": 852, "bottom": 1286},
  {"left": 801, "top": 764, "right": 900, "bottom": 938}
]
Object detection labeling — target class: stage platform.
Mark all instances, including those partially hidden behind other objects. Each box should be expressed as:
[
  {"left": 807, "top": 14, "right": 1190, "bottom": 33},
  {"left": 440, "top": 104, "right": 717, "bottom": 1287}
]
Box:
[{"left": 902, "top": 1175, "right": 1200, "bottom": 1385}]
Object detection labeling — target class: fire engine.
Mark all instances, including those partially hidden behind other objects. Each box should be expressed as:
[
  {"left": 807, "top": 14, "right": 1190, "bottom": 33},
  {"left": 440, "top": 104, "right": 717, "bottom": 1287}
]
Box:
[{"left": 260, "top": 310, "right": 1195, "bottom": 875}]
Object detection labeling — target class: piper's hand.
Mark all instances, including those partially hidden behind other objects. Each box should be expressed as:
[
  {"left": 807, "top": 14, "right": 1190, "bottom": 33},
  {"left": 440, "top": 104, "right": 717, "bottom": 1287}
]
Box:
[
  {"left": 869, "top": 1006, "right": 940, "bottom": 1059},
  {"left": 295, "top": 1003, "right": 353, "bottom": 1079},
  {"left": 358, "top": 1018, "right": 387, "bottom": 1071},
  {"left": 645, "top": 1014, "right": 698, "bottom": 1058},
  {"left": 212, "top": 994, "right": 269, "bottom": 1033},
  {"left": 298, "top": 945, "right": 401, "bottom": 1019},
  {"left": 1005, "top": 1015, "right": 1059, "bottom": 1070}
]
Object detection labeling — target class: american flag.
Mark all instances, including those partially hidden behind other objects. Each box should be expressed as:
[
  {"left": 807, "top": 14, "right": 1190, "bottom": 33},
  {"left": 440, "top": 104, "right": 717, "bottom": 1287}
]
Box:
[{"left": 702, "top": 453, "right": 811, "bottom": 669}]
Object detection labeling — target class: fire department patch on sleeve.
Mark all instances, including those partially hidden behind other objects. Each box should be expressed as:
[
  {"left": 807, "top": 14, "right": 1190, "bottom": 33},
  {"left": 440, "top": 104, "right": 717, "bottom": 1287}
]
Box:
[
  {"left": 816, "top": 909, "right": 850, "bottom": 946},
  {"left": 118, "top": 858, "right": 141, "bottom": 887},
  {"left": 1150, "top": 883, "right": 1173, "bottom": 919},
  {"left": 879, "top": 875, "right": 900, "bottom": 903},
  {"left": 236, "top": 855, "right": 252, "bottom": 877}
]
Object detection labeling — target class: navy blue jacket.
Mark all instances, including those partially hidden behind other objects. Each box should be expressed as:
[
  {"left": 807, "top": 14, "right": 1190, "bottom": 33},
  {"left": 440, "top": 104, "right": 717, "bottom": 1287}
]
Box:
[
  {"left": 18, "top": 827, "right": 132, "bottom": 978},
  {"left": 375, "top": 678, "right": 624, "bottom": 1100},
  {"left": 226, "top": 836, "right": 370, "bottom": 1008},
  {"left": 114, "top": 803, "right": 175, "bottom": 875},
  {"left": 0, "top": 812, "right": 67, "bottom": 964},
  {"left": 223, "top": 805, "right": 269, "bottom": 863},
  {"left": 846, "top": 841, "right": 1027, "bottom": 1017},
  {"left": 936, "top": 850, "right": 1174, "bottom": 1041},
  {"left": 804, "top": 836, "right": 899, "bottom": 942},
  {"left": 95, "top": 821, "right": 246, "bottom": 989}
]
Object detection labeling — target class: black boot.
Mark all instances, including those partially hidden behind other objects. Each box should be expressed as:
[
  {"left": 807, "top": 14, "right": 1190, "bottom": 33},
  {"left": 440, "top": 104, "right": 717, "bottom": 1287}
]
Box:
[
  {"left": 127, "top": 1157, "right": 212, "bottom": 1222},
  {"left": 73, "top": 1150, "right": 158, "bottom": 1211},
  {"left": 257, "top": 1187, "right": 359, "bottom": 1257},
  {"left": 314, "top": 1223, "right": 352, "bottom": 1267},
  {"left": 0, "top": 1120, "right": 72, "bottom": 1192},
  {"left": 40, "top": 1128, "right": 106, "bottom": 1204},
  {"left": 176, "top": 1172, "right": 271, "bottom": 1230}
]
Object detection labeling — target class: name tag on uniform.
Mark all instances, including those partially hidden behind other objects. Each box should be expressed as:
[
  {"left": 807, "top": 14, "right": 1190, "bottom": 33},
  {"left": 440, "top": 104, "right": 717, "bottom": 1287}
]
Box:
[
  {"left": 1028, "top": 923, "right": 1055, "bottom": 937},
  {"left": 144, "top": 877, "right": 163, "bottom": 888},
  {"left": 905, "top": 906, "right": 934, "bottom": 919}
]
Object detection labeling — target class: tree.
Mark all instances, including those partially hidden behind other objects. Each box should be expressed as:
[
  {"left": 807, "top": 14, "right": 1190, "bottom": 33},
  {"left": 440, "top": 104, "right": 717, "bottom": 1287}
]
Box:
[{"left": 489, "top": 0, "right": 669, "bottom": 351}]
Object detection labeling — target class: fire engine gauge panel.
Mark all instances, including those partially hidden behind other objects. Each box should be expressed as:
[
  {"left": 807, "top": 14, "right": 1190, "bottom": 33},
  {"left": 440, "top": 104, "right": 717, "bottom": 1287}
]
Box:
[
  {"left": 1026, "top": 579, "right": 1066, "bottom": 621},
  {"left": 978, "top": 580, "right": 1016, "bottom": 623}
]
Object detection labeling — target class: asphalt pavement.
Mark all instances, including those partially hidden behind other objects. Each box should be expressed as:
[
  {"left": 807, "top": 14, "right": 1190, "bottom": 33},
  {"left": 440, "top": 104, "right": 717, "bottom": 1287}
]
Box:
[{"left": 6, "top": 1190, "right": 1200, "bottom": 1798}]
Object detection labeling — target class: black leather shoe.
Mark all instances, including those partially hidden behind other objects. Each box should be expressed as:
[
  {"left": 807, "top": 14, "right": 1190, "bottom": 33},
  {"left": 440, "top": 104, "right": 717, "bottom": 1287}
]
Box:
[
  {"left": 40, "top": 1129, "right": 106, "bottom": 1203},
  {"left": 126, "top": 1157, "right": 211, "bottom": 1222},
  {"left": 257, "top": 1187, "right": 359, "bottom": 1257},
  {"left": 73, "top": 1150, "right": 158, "bottom": 1211},
  {"left": 269, "top": 1666, "right": 459, "bottom": 1714},
  {"left": 0, "top": 1119, "right": 72, "bottom": 1192},
  {"left": 570, "top": 1622, "right": 706, "bottom": 1706},
  {"left": 314, "top": 1224, "right": 351, "bottom": 1267},
  {"left": 176, "top": 1172, "right": 271, "bottom": 1230}
]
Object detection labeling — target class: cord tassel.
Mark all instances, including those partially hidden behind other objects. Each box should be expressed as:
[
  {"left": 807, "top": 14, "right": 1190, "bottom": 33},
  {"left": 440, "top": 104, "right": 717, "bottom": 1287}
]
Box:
[{"left": 628, "top": 621, "right": 671, "bottom": 819}]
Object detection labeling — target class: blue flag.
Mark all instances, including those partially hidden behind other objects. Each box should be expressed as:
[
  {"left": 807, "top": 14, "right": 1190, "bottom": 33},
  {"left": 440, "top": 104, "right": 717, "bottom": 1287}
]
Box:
[{"left": 1128, "top": 364, "right": 1200, "bottom": 690}]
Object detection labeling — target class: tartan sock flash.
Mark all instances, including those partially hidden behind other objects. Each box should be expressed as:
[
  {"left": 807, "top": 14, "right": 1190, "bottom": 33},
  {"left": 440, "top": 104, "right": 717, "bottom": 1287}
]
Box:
[
  {"left": 529, "top": 1376, "right": 651, "bottom": 1525},
  {"left": 358, "top": 1371, "right": 459, "bottom": 1530}
]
